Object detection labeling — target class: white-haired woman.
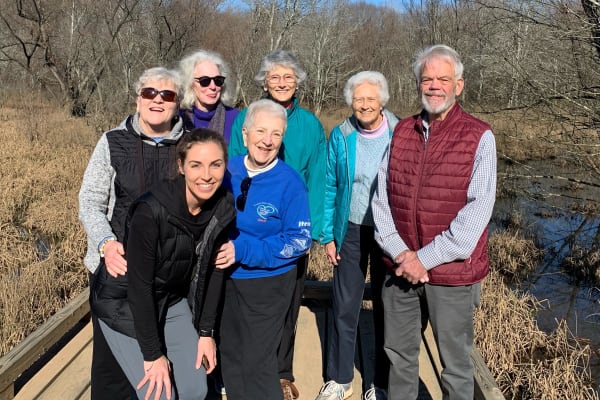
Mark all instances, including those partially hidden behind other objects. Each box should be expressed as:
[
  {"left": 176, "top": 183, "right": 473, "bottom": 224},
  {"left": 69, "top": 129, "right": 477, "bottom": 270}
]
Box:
[
  {"left": 317, "top": 71, "right": 399, "bottom": 400},
  {"left": 179, "top": 49, "right": 239, "bottom": 143},
  {"left": 79, "top": 67, "right": 187, "bottom": 400},
  {"left": 220, "top": 99, "right": 312, "bottom": 400},
  {"left": 228, "top": 49, "right": 326, "bottom": 400}
]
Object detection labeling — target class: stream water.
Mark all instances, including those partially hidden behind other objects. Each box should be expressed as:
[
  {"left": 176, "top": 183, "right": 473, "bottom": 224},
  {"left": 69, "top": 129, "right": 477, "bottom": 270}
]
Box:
[{"left": 493, "top": 163, "right": 600, "bottom": 390}]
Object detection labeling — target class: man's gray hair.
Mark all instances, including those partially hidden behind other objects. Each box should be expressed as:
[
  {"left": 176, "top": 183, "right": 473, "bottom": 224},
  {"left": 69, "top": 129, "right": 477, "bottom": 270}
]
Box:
[{"left": 413, "top": 45, "right": 464, "bottom": 84}]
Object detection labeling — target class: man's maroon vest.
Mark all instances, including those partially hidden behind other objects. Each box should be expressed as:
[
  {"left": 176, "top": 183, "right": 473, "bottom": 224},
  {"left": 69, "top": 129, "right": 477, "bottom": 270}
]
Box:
[{"left": 388, "top": 103, "right": 491, "bottom": 286}]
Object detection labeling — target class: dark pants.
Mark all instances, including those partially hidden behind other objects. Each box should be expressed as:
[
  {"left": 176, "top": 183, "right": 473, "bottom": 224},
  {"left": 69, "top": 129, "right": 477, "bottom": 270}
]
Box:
[
  {"left": 220, "top": 268, "right": 296, "bottom": 400},
  {"left": 326, "top": 222, "right": 388, "bottom": 389},
  {"left": 278, "top": 254, "right": 308, "bottom": 382},
  {"left": 89, "top": 272, "right": 135, "bottom": 400}
]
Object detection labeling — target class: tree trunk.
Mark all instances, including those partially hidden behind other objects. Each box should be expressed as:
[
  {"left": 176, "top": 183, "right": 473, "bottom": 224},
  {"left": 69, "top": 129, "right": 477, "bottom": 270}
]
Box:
[{"left": 582, "top": 0, "right": 600, "bottom": 58}]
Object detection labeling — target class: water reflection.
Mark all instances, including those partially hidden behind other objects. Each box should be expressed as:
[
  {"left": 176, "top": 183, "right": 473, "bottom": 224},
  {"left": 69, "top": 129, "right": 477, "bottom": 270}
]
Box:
[{"left": 493, "top": 168, "right": 600, "bottom": 388}]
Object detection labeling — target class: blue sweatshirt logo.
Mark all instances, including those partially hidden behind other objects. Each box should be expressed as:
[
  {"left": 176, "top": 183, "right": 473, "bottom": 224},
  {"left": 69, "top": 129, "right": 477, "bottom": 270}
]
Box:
[{"left": 256, "top": 202, "right": 278, "bottom": 220}]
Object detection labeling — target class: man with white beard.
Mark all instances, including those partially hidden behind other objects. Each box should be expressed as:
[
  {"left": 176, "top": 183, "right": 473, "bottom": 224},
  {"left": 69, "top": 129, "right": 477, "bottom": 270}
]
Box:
[{"left": 372, "top": 44, "right": 497, "bottom": 400}]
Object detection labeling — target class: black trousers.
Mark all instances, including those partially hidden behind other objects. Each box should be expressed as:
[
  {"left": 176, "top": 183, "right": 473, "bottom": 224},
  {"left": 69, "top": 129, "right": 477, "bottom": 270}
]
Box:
[
  {"left": 89, "top": 273, "right": 136, "bottom": 400},
  {"left": 221, "top": 268, "right": 296, "bottom": 399},
  {"left": 277, "top": 254, "right": 308, "bottom": 382}
]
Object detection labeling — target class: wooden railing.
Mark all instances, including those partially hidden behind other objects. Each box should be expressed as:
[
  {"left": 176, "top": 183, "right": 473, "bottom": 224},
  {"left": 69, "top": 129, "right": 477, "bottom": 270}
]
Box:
[{"left": 0, "top": 288, "right": 90, "bottom": 400}]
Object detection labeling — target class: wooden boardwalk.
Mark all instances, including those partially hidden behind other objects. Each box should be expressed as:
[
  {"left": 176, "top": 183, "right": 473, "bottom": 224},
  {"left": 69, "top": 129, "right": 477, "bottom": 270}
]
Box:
[{"left": 0, "top": 285, "right": 504, "bottom": 400}]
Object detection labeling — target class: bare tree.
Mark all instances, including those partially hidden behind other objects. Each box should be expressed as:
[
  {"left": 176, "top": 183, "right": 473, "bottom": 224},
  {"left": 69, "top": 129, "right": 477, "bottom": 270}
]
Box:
[
  {"left": 297, "top": 0, "right": 356, "bottom": 115},
  {"left": 0, "top": 0, "right": 144, "bottom": 116},
  {"left": 582, "top": 0, "right": 600, "bottom": 58}
]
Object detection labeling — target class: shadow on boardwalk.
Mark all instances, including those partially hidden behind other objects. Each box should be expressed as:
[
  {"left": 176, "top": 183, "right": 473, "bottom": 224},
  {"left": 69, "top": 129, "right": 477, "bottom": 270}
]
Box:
[{"left": 284, "top": 300, "right": 436, "bottom": 400}]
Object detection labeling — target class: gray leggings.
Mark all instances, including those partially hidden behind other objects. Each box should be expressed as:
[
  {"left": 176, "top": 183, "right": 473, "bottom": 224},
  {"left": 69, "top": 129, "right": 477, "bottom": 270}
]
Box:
[{"left": 99, "top": 300, "right": 208, "bottom": 400}]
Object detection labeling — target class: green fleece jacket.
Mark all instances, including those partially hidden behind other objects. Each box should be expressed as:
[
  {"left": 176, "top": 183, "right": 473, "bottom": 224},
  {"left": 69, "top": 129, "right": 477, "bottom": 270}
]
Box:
[{"left": 228, "top": 98, "right": 326, "bottom": 241}]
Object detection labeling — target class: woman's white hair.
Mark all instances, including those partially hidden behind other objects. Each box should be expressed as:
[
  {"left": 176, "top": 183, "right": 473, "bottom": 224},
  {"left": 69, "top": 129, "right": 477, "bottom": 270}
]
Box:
[
  {"left": 135, "top": 67, "right": 183, "bottom": 100},
  {"left": 178, "top": 49, "right": 236, "bottom": 109},
  {"left": 243, "top": 99, "right": 288, "bottom": 133},
  {"left": 254, "top": 50, "right": 307, "bottom": 88},
  {"left": 343, "top": 71, "right": 390, "bottom": 107}
]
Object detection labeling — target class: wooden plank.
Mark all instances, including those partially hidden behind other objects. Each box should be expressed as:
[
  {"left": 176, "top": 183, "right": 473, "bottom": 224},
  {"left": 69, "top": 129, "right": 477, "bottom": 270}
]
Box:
[
  {"left": 1, "top": 280, "right": 504, "bottom": 400},
  {"left": 303, "top": 280, "right": 372, "bottom": 302},
  {"left": 473, "top": 349, "right": 505, "bottom": 400},
  {"left": 419, "top": 338, "right": 443, "bottom": 400},
  {"left": 422, "top": 324, "right": 443, "bottom": 380},
  {"left": 78, "top": 386, "right": 91, "bottom": 400},
  {"left": 0, "top": 288, "right": 90, "bottom": 400},
  {"left": 293, "top": 305, "right": 328, "bottom": 399},
  {"left": 295, "top": 305, "right": 367, "bottom": 399},
  {"left": 14, "top": 322, "right": 92, "bottom": 400}
]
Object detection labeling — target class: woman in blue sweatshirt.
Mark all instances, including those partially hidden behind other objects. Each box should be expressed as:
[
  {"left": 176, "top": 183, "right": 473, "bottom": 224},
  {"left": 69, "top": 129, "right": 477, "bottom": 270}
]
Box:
[{"left": 219, "top": 99, "right": 311, "bottom": 400}]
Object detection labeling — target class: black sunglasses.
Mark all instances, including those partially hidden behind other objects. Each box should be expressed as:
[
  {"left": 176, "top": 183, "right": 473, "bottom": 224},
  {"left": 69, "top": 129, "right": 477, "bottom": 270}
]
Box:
[
  {"left": 236, "top": 177, "right": 252, "bottom": 211},
  {"left": 194, "top": 76, "right": 226, "bottom": 87},
  {"left": 139, "top": 87, "right": 178, "bottom": 102}
]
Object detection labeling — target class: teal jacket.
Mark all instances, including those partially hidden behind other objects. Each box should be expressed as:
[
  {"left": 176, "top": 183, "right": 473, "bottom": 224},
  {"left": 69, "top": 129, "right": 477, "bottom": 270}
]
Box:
[
  {"left": 229, "top": 98, "right": 326, "bottom": 241},
  {"left": 321, "top": 109, "right": 399, "bottom": 252}
]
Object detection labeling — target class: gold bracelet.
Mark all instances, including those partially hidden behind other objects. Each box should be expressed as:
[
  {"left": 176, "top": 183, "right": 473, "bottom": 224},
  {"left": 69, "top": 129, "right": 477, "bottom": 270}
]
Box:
[{"left": 99, "top": 238, "right": 116, "bottom": 257}]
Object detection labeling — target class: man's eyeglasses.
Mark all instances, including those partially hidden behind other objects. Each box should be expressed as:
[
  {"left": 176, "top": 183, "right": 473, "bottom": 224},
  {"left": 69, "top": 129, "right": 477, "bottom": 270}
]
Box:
[
  {"left": 194, "top": 76, "right": 226, "bottom": 87},
  {"left": 236, "top": 177, "right": 252, "bottom": 211},
  {"left": 139, "top": 87, "right": 178, "bottom": 102}
]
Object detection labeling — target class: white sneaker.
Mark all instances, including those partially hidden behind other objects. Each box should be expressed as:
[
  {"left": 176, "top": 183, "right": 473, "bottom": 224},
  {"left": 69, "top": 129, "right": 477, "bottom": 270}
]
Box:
[
  {"left": 363, "top": 385, "right": 387, "bottom": 400},
  {"left": 315, "top": 380, "right": 353, "bottom": 400}
]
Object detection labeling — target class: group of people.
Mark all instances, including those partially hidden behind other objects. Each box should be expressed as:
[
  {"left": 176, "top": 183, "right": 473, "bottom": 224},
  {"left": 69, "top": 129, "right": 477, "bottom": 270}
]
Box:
[{"left": 79, "top": 43, "right": 496, "bottom": 400}]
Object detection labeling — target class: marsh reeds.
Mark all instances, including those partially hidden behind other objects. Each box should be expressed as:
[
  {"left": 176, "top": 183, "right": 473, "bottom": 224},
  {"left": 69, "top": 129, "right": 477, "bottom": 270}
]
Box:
[
  {"left": 0, "top": 97, "right": 96, "bottom": 355},
  {"left": 482, "top": 229, "right": 599, "bottom": 399}
]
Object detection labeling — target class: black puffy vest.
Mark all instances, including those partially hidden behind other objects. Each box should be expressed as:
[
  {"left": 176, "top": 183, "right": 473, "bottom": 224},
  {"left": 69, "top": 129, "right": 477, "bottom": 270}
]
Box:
[
  {"left": 91, "top": 191, "right": 235, "bottom": 338},
  {"left": 106, "top": 116, "right": 179, "bottom": 242}
]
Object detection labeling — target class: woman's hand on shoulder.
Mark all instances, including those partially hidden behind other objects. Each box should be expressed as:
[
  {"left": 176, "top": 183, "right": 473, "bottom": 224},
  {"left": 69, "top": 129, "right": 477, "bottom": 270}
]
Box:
[
  {"left": 104, "top": 240, "right": 127, "bottom": 277},
  {"left": 214, "top": 240, "right": 235, "bottom": 269},
  {"left": 137, "top": 355, "right": 172, "bottom": 400}
]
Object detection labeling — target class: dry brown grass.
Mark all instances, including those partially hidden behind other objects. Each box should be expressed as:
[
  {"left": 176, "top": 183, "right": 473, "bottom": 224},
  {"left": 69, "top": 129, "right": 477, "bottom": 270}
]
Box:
[
  {"left": 488, "top": 230, "right": 544, "bottom": 283},
  {"left": 0, "top": 97, "right": 96, "bottom": 355},
  {"left": 476, "top": 269, "right": 599, "bottom": 399},
  {"left": 478, "top": 230, "right": 599, "bottom": 399},
  {"left": 475, "top": 109, "right": 564, "bottom": 163},
  {"left": 564, "top": 244, "right": 600, "bottom": 282}
]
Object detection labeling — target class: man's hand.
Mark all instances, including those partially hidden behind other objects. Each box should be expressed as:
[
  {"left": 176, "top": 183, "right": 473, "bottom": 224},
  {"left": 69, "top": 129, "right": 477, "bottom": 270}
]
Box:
[
  {"left": 324, "top": 241, "right": 340, "bottom": 266},
  {"left": 394, "top": 250, "right": 429, "bottom": 284},
  {"left": 196, "top": 336, "right": 217, "bottom": 374},
  {"left": 104, "top": 240, "right": 127, "bottom": 277}
]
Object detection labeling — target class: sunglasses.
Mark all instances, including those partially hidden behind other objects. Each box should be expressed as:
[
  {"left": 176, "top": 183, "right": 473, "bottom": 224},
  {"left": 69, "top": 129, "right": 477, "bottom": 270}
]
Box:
[
  {"left": 139, "top": 87, "right": 178, "bottom": 102},
  {"left": 236, "top": 177, "right": 252, "bottom": 211},
  {"left": 194, "top": 76, "right": 226, "bottom": 87}
]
